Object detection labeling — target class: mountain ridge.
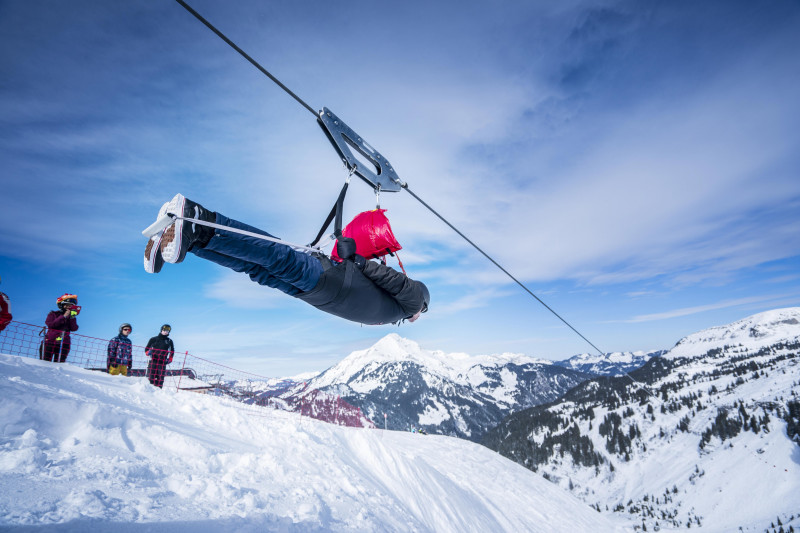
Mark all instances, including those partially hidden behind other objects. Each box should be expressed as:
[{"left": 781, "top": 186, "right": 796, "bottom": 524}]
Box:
[
  {"left": 481, "top": 307, "right": 800, "bottom": 532},
  {"left": 287, "top": 334, "right": 592, "bottom": 440}
]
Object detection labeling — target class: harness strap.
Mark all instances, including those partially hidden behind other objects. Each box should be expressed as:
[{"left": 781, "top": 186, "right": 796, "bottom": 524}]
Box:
[
  {"left": 309, "top": 180, "right": 349, "bottom": 247},
  {"left": 342, "top": 260, "right": 355, "bottom": 294}
]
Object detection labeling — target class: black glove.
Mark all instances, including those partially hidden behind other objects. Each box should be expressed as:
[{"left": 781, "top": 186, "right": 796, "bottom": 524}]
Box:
[
  {"left": 353, "top": 254, "right": 366, "bottom": 270},
  {"left": 336, "top": 237, "right": 357, "bottom": 261}
]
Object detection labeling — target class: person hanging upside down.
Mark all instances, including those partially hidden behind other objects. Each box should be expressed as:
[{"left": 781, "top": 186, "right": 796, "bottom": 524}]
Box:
[{"left": 144, "top": 194, "right": 429, "bottom": 325}]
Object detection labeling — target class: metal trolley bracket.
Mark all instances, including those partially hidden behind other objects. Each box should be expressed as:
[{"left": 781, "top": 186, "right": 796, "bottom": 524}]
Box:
[{"left": 317, "top": 107, "right": 404, "bottom": 192}]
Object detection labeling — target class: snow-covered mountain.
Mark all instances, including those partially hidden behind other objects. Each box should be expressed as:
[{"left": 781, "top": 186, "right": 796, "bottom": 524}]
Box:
[
  {"left": 289, "top": 333, "right": 591, "bottom": 441},
  {"left": 553, "top": 349, "right": 665, "bottom": 376},
  {"left": 3, "top": 309, "right": 798, "bottom": 531},
  {"left": 667, "top": 307, "right": 800, "bottom": 358},
  {"left": 0, "top": 352, "right": 628, "bottom": 532},
  {"left": 482, "top": 307, "right": 800, "bottom": 532}
]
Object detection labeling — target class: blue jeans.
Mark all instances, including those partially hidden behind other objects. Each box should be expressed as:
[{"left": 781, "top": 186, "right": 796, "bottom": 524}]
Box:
[{"left": 191, "top": 213, "right": 323, "bottom": 296}]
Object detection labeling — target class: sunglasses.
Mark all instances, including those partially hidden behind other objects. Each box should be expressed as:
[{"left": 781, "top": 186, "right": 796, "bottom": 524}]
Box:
[{"left": 122, "top": 328, "right": 131, "bottom": 331}]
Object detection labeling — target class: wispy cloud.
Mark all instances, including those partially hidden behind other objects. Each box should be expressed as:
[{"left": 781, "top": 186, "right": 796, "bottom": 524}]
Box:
[
  {"left": 626, "top": 294, "right": 797, "bottom": 323},
  {"left": 434, "top": 287, "right": 516, "bottom": 315},
  {"left": 204, "top": 272, "right": 288, "bottom": 309},
  {"left": 3, "top": 0, "right": 800, "bottom": 366}
]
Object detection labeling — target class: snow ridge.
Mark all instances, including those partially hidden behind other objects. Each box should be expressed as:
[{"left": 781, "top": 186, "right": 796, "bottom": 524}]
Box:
[
  {"left": 554, "top": 350, "right": 664, "bottom": 375},
  {"left": 482, "top": 307, "right": 800, "bottom": 532},
  {"left": 0, "top": 353, "right": 625, "bottom": 532},
  {"left": 293, "top": 334, "right": 589, "bottom": 441},
  {"left": 667, "top": 307, "right": 800, "bottom": 358}
]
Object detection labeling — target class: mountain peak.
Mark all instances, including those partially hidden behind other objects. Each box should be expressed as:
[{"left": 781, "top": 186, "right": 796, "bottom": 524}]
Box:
[
  {"left": 369, "top": 333, "right": 423, "bottom": 357},
  {"left": 311, "top": 334, "right": 549, "bottom": 390},
  {"left": 667, "top": 307, "right": 800, "bottom": 358}
]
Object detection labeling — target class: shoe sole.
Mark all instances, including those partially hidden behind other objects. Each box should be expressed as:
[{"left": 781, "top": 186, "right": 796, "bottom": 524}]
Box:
[
  {"left": 144, "top": 231, "right": 164, "bottom": 273},
  {"left": 160, "top": 194, "right": 186, "bottom": 263},
  {"left": 143, "top": 199, "right": 174, "bottom": 272}
]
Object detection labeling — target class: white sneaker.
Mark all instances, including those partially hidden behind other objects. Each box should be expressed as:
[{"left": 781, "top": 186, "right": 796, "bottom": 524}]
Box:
[
  {"left": 160, "top": 194, "right": 213, "bottom": 264},
  {"left": 160, "top": 194, "right": 187, "bottom": 264},
  {"left": 143, "top": 200, "right": 171, "bottom": 274},
  {"left": 144, "top": 231, "right": 165, "bottom": 273}
]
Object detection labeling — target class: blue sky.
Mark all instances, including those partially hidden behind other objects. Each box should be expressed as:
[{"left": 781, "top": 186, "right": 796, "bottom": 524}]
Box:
[{"left": 2, "top": 0, "right": 799, "bottom": 377}]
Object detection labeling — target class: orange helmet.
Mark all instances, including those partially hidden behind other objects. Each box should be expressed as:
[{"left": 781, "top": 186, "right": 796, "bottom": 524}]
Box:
[{"left": 57, "top": 293, "right": 78, "bottom": 308}]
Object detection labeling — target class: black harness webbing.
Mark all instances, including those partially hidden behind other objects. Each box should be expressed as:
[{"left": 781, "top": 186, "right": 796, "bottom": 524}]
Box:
[{"left": 308, "top": 181, "right": 349, "bottom": 248}]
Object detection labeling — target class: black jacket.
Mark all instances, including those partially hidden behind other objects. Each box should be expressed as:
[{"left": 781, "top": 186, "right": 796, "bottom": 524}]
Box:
[
  {"left": 295, "top": 257, "right": 427, "bottom": 325},
  {"left": 146, "top": 334, "right": 175, "bottom": 361}
]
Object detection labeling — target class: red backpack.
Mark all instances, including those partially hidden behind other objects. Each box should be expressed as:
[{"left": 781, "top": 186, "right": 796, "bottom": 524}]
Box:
[{"left": 331, "top": 209, "right": 402, "bottom": 261}]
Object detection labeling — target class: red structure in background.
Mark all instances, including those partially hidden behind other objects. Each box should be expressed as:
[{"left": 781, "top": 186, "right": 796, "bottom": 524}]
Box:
[
  {"left": 0, "top": 320, "right": 374, "bottom": 428},
  {"left": 287, "top": 388, "right": 376, "bottom": 428}
]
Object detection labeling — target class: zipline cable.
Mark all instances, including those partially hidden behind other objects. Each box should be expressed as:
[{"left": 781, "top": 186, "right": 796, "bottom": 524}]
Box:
[
  {"left": 172, "top": 0, "right": 655, "bottom": 397},
  {"left": 404, "top": 180, "right": 655, "bottom": 397},
  {"left": 402, "top": 185, "right": 608, "bottom": 357},
  {"left": 174, "top": 0, "right": 317, "bottom": 117}
]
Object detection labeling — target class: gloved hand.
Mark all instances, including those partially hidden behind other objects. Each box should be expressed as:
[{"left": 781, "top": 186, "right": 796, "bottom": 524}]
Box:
[
  {"left": 353, "top": 254, "right": 366, "bottom": 270},
  {"left": 336, "top": 236, "right": 357, "bottom": 261}
]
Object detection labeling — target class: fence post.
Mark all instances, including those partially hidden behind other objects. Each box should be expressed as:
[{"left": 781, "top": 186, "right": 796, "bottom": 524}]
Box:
[{"left": 176, "top": 350, "right": 189, "bottom": 391}]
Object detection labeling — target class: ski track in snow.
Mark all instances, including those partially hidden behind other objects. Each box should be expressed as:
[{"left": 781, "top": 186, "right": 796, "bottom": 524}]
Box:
[{"left": 0, "top": 353, "right": 627, "bottom": 532}]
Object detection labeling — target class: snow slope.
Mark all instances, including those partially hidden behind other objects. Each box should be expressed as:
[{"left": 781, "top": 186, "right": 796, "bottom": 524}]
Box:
[
  {"left": 0, "top": 353, "right": 627, "bottom": 532},
  {"left": 574, "top": 348, "right": 800, "bottom": 531},
  {"left": 485, "top": 308, "right": 800, "bottom": 532},
  {"left": 667, "top": 307, "right": 800, "bottom": 358}
]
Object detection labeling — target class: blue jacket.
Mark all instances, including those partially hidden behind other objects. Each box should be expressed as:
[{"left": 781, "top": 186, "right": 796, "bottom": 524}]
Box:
[{"left": 107, "top": 334, "right": 133, "bottom": 368}]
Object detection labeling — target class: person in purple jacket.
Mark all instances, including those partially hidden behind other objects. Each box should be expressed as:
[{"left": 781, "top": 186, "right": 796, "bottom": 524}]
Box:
[
  {"left": 107, "top": 323, "right": 133, "bottom": 376},
  {"left": 42, "top": 293, "right": 80, "bottom": 363}
]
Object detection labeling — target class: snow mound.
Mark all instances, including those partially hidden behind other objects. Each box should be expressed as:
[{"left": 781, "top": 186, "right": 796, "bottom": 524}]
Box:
[
  {"left": 0, "top": 353, "right": 625, "bottom": 532},
  {"left": 666, "top": 307, "right": 800, "bottom": 358}
]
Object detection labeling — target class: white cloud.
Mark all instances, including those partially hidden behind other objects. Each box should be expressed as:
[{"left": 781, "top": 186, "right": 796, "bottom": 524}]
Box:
[
  {"left": 626, "top": 294, "right": 797, "bottom": 323},
  {"left": 204, "top": 272, "right": 288, "bottom": 309}
]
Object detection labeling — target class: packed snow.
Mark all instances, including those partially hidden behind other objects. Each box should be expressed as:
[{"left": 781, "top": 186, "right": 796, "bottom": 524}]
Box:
[{"left": 0, "top": 353, "right": 627, "bottom": 532}]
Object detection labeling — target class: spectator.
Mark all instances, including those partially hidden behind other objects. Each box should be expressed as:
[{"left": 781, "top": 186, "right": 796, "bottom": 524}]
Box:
[
  {"left": 0, "top": 275, "right": 11, "bottom": 333},
  {"left": 42, "top": 294, "right": 80, "bottom": 363},
  {"left": 146, "top": 324, "right": 175, "bottom": 388},
  {"left": 107, "top": 323, "right": 133, "bottom": 376}
]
